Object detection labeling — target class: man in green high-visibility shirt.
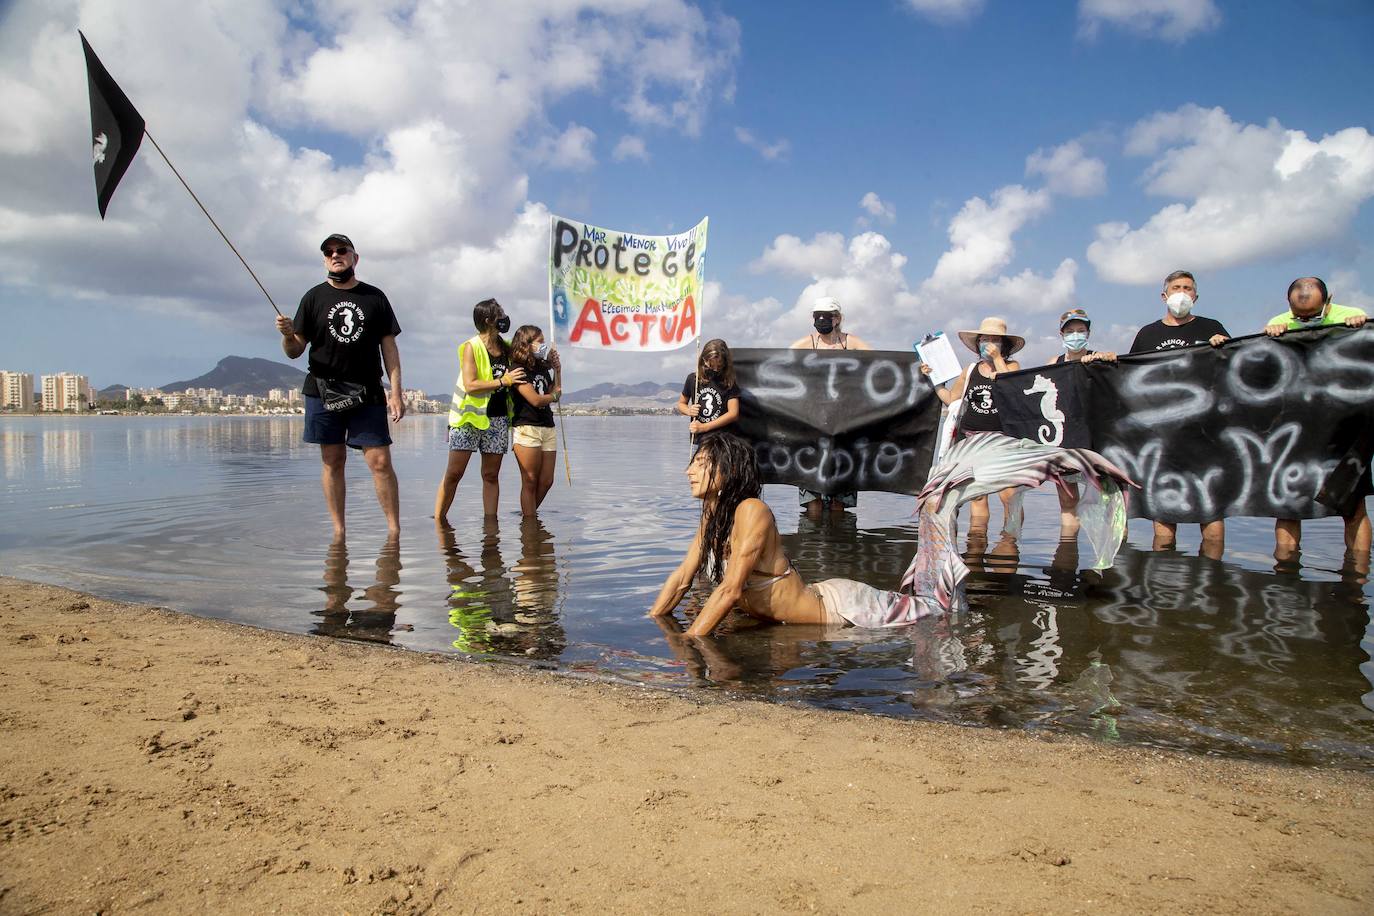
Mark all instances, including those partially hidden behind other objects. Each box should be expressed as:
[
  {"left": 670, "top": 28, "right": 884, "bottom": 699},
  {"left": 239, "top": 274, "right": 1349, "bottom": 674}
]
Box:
[
  {"left": 1264, "top": 276, "right": 1370, "bottom": 560},
  {"left": 1264, "top": 275, "right": 1368, "bottom": 335}
]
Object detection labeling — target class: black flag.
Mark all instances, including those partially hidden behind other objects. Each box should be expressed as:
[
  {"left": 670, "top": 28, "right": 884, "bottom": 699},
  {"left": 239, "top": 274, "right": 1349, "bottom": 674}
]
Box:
[
  {"left": 80, "top": 32, "right": 145, "bottom": 218},
  {"left": 992, "top": 360, "right": 1093, "bottom": 449}
]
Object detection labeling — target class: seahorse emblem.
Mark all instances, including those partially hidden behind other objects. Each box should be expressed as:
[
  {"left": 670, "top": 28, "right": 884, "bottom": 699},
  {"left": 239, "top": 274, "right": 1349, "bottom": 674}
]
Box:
[
  {"left": 1024, "top": 374, "right": 1065, "bottom": 446},
  {"left": 93, "top": 132, "right": 108, "bottom": 164}
]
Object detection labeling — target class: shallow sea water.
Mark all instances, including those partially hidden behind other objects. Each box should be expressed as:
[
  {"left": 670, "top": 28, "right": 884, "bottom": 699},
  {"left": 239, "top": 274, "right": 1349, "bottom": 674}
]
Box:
[{"left": 2, "top": 415, "right": 1371, "bottom": 768}]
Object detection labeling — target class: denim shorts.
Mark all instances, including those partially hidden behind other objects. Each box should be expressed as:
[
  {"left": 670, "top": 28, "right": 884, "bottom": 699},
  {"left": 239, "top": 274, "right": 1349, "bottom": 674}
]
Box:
[
  {"left": 303, "top": 396, "right": 391, "bottom": 449},
  {"left": 448, "top": 417, "right": 510, "bottom": 454}
]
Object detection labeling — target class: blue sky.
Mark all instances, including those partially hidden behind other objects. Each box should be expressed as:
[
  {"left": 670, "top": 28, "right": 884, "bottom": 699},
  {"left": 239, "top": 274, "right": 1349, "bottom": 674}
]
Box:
[{"left": 1, "top": 0, "right": 1371, "bottom": 394}]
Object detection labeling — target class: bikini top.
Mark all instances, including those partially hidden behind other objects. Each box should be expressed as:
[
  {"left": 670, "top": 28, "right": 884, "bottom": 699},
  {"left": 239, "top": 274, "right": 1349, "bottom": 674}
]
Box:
[
  {"left": 742, "top": 561, "right": 795, "bottom": 591},
  {"left": 809, "top": 334, "right": 848, "bottom": 350}
]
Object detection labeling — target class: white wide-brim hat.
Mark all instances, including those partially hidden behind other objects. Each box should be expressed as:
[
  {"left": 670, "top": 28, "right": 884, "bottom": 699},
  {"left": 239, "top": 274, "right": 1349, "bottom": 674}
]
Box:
[
  {"left": 812, "top": 297, "right": 842, "bottom": 314},
  {"left": 956, "top": 317, "right": 1025, "bottom": 355}
]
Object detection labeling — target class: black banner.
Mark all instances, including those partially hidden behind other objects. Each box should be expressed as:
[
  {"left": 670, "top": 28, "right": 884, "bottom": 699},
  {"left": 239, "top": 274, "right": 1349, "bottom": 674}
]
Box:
[
  {"left": 994, "top": 327, "right": 1374, "bottom": 522},
  {"left": 732, "top": 349, "right": 942, "bottom": 496}
]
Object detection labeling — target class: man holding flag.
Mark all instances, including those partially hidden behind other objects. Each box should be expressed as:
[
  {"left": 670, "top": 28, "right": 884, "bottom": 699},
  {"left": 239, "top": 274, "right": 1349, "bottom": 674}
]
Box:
[{"left": 276, "top": 235, "right": 406, "bottom": 539}]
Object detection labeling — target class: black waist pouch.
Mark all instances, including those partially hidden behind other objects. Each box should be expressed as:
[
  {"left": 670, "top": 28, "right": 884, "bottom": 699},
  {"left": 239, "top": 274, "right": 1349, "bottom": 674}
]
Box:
[{"left": 320, "top": 379, "right": 368, "bottom": 412}]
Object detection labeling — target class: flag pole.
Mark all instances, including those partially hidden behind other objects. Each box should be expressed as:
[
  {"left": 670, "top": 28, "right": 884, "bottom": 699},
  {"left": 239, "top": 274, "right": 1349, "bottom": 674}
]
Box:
[
  {"left": 689, "top": 336, "right": 701, "bottom": 449},
  {"left": 142, "top": 129, "right": 283, "bottom": 318},
  {"left": 555, "top": 359, "right": 573, "bottom": 485}
]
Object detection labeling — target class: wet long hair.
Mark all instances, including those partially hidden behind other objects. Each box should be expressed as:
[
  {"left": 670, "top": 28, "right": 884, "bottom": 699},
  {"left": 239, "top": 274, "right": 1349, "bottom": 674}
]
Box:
[
  {"left": 473, "top": 298, "right": 510, "bottom": 357},
  {"left": 697, "top": 338, "right": 736, "bottom": 388},
  {"left": 695, "top": 433, "right": 762, "bottom": 583},
  {"left": 509, "top": 325, "right": 544, "bottom": 370}
]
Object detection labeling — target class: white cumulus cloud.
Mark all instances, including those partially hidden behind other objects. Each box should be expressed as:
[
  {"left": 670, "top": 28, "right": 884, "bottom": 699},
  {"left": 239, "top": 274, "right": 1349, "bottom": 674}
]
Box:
[
  {"left": 858, "top": 191, "right": 896, "bottom": 223},
  {"left": 734, "top": 126, "right": 790, "bottom": 161},
  {"left": 903, "top": 0, "right": 986, "bottom": 24},
  {"left": 611, "top": 135, "right": 649, "bottom": 162},
  {"left": 1087, "top": 105, "right": 1374, "bottom": 284},
  {"left": 1025, "top": 140, "right": 1107, "bottom": 197},
  {"left": 1077, "top": 0, "right": 1221, "bottom": 42}
]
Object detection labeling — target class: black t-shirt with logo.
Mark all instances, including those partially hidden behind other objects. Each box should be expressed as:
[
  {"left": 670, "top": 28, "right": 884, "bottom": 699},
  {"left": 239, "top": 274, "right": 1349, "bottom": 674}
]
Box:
[
  {"left": 487, "top": 353, "right": 510, "bottom": 418},
  {"left": 960, "top": 369, "right": 1002, "bottom": 433},
  {"left": 1129, "top": 316, "right": 1228, "bottom": 353},
  {"left": 682, "top": 373, "right": 740, "bottom": 435},
  {"left": 292, "top": 281, "right": 401, "bottom": 400},
  {"left": 511, "top": 361, "right": 555, "bottom": 428}
]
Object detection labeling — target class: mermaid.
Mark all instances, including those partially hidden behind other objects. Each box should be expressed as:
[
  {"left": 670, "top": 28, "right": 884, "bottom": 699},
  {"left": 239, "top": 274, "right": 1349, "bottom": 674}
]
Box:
[{"left": 649, "top": 432, "right": 1135, "bottom": 635}]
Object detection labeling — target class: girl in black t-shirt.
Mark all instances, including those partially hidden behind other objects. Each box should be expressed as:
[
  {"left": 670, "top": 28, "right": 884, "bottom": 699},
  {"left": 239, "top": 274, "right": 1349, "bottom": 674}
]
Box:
[
  {"left": 677, "top": 338, "right": 740, "bottom": 443},
  {"left": 509, "top": 325, "right": 562, "bottom": 517}
]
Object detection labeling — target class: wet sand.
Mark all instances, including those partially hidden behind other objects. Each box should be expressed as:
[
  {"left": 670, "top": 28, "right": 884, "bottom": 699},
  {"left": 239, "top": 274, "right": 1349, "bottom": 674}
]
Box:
[{"left": 2, "top": 576, "right": 1372, "bottom": 914}]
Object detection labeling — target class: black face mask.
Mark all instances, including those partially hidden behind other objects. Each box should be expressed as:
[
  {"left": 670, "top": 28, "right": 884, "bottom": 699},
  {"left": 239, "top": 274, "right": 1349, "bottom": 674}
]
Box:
[
  {"left": 327, "top": 265, "right": 355, "bottom": 283},
  {"left": 496, "top": 316, "right": 511, "bottom": 334},
  {"left": 813, "top": 315, "right": 835, "bottom": 335}
]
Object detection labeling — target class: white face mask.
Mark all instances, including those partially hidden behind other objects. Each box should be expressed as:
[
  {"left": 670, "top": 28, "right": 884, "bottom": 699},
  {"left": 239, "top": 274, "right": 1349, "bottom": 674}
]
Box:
[
  {"left": 1062, "top": 331, "right": 1089, "bottom": 352},
  {"left": 1166, "top": 292, "right": 1194, "bottom": 318}
]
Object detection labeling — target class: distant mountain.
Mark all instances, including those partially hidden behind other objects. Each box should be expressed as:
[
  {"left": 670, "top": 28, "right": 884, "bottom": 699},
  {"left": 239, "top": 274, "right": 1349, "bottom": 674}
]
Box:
[
  {"left": 97, "top": 384, "right": 129, "bottom": 400},
  {"left": 160, "top": 356, "right": 307, "bottom": 396},
  {"left": 563, "top": 380, "right": 679, "bottom": 405}
]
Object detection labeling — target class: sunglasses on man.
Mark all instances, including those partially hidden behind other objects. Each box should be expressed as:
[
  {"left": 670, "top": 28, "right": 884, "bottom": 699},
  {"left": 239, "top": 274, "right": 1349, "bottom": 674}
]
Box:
[{"left": 322, "top": 247, "right": 352, "bottom": 257}]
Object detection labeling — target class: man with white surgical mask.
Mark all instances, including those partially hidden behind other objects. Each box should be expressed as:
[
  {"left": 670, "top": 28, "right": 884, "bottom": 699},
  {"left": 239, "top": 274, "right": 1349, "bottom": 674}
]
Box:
[
  {"left": 1130, "top": 270, "right": 1229, "bottom": 353},
  {"left": 1129, "top": 270, "right": 1229, "bottom": 554}
]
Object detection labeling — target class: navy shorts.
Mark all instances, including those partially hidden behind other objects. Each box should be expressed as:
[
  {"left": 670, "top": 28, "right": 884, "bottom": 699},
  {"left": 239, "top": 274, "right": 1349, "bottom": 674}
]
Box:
[{"left": 303, "top": 396, "right": 392, "bottom": 449}]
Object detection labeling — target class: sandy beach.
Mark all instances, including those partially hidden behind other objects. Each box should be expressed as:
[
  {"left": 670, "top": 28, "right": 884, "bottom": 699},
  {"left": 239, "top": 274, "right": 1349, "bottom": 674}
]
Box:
[{"left": 1, "top": 576, "right": 1371, "bottom": 914}]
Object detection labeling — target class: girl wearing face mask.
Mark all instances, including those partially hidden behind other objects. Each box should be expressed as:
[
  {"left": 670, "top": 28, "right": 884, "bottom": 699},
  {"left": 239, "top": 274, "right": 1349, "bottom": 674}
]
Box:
[
  {"left": 509, "top": 325, "right": 563, "bottom": 517},
  {"left": 1044, "top": 309, "right": 1117, "bottom": 534},
  {"left": 677, "top": 338, "right": 741, "bottom": 443},
  {"left": 1050, "top": 308, "right": 1116, "bottom": 365},
  {"left": 920, "top": 317, "right": 1024, "bottom": 530},
  {"left": 788, "top": 297, "right": 873, "bottom": 351},
  {"left": 435, "top": 298, "right": 527, "bottom": 524}
]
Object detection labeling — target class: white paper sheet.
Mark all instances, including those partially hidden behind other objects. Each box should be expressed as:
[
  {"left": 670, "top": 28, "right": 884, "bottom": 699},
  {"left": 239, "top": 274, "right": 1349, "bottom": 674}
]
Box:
[{"left": 916, "top": 332, "right": 962, "bottom": 386}]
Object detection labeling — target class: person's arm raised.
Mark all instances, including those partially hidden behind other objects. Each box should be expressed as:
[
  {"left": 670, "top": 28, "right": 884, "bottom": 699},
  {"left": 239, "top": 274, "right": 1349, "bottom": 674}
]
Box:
[
  {"left": 685, "top": 500, "right": 771, "bottom": 637},
  {"left": 276, "top": 315, "right": 306, "bottom": 359},
  {"left": 649, "top": 526, "right": 705, "bottom": 618}
]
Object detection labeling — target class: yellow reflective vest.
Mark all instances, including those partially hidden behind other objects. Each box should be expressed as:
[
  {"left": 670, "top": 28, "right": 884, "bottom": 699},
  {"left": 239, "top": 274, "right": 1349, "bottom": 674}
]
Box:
[{"left": 448, "top": 335, "right": 510, "bottom": 429}]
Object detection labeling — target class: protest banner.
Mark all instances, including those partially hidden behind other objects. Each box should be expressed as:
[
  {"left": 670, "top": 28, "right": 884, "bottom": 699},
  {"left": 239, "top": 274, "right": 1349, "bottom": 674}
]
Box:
[
  {"left": 993, "top": 326, "right": 1374, "bottom": 522},
  {"left": 732, "top": 349, "right": 943, "bottom": 496},
  {"left": 547, "top": 215, "right": 707, "bottom": 352}
]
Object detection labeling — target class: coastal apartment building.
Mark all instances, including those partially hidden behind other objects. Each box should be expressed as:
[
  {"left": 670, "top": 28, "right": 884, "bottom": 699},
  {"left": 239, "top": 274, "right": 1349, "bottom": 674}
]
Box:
[
  {"left": 267, "top": 388, "right": 302, "bottom": 404},
  {"left": 1, "top": 371, "right": 36, "bottom": 410},
  {"left": 40, "top": 373, "right": 94, "bottom": 411}
]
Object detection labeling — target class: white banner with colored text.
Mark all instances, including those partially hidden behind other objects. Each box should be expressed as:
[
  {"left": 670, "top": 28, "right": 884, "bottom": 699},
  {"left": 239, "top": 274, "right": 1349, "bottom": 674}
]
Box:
[{"left": 548, "top": 215, "right": 707, "bottom": 351}]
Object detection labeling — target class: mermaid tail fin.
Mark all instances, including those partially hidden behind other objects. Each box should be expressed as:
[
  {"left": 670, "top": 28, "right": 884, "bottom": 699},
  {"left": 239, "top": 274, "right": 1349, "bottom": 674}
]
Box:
[{"left": 899, "top": 433, "right": 1137, "bottom": 612}]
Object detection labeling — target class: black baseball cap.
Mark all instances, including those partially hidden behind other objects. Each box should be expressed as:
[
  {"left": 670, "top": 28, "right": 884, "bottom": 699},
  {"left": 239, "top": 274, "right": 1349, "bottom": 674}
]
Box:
[{"left": 320, "top": 233, "right": 355, "bottom": 252}]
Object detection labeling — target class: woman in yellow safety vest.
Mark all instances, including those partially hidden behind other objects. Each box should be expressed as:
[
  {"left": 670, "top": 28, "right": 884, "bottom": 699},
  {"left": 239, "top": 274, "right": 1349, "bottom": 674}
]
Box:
[{"left": 434, "top": 298, "right": 525, "bottom": 524}]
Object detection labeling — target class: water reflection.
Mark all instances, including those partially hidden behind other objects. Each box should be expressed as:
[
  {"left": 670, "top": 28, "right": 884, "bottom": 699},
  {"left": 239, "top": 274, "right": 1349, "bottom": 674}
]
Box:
[
  {"left": 440, "top": 520, "right": 567, "bottom": 660},
  {"left": 312, "top": 535, "right": 402, "bottom": 643},
  {"left": 3, "top": 415, "right": 1372, "bottom": 768}
]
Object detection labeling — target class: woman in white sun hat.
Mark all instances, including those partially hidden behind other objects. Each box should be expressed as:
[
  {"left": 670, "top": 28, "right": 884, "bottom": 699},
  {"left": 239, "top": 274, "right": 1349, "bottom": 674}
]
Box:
[{"left": 920, "top": 316, "right": 1023, "bottom": 532}]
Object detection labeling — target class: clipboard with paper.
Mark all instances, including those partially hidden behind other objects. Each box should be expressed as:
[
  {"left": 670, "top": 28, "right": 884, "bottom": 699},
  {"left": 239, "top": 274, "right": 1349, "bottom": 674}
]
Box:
[{"left": 915, "top": 331, "right": 962, "bottom": 386}]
